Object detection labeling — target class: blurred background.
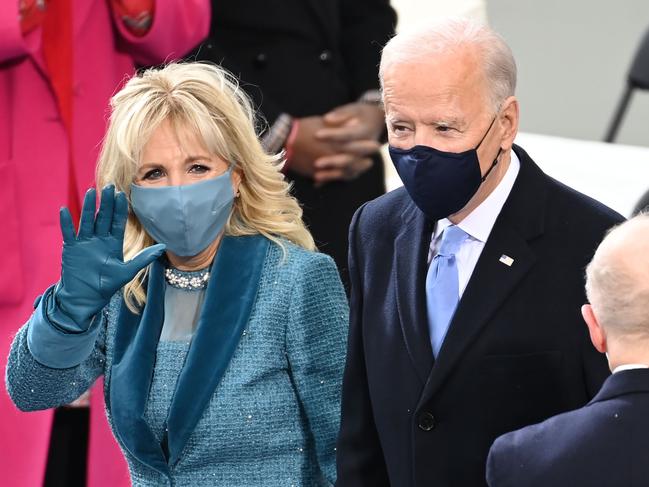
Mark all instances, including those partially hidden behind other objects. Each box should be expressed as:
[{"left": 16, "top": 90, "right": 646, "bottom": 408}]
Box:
[
  {"left": 393, "top": 0, "right": 649, "bottom": 146},
  {"left": 387, "top": 0, "right": 649, "bottom": 217}
]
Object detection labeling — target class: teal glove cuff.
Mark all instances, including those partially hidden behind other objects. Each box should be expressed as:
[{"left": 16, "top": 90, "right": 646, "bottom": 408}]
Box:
[
  {"left": 27, "top": 285, "right": 104, "bottom": 369},
  {"left": 49, "top": 282, "right": 92, "bottom": 333}
]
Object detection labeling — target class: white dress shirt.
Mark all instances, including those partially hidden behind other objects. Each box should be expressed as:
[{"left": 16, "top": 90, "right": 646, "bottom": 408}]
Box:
[
  {"left": 428, "top": 150, "right": 521, "bottom": 297},
  {"left": 612, "top": 364, "right": 649, "bottom": 374}
]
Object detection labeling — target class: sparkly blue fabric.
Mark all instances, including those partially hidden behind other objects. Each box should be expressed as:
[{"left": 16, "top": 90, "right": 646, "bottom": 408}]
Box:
[{"left": 6, "top": 238, "right": 348, "bottom": 486}]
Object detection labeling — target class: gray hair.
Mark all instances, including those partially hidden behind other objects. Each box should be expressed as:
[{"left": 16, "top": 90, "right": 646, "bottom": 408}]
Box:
[
  {"left": 585, "top": 214, "right": 649, "bottom": 340},
  {"left": 379, "top": 18, "right": 517, "bottom": 112}
]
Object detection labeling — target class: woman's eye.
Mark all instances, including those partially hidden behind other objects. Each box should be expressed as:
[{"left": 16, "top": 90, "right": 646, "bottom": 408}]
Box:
[
  {"left": 142, "top": 168, "right": 164, "bottom": 180},
  {"left": 189, "top": 164, "right": 210, "bottom": 174}
]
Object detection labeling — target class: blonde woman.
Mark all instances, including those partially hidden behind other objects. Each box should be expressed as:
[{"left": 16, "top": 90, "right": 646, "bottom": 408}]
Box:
[{"left": 6, "top": 63, "right": 348, "bottom": 486}]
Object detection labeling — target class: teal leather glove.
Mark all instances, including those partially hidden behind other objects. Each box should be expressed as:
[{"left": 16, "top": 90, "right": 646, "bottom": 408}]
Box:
[{"left": 53, "top": 185, "right": 166, "bottom": 331}]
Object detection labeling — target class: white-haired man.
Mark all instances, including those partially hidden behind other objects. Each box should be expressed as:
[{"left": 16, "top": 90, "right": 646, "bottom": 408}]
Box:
[
  {"left": 336, "top": 18, "right": 624, "bottom": 486},
  {"left": 487, "top": 215, "right": 649, "bottom": 486}
]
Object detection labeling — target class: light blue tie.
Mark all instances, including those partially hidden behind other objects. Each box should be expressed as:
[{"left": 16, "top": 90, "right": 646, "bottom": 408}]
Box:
[{"left": 426, "top": 225, "right": 468, "bottom": 357}]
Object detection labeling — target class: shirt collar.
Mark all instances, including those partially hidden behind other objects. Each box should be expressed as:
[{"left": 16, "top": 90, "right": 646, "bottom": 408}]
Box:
[
  {"left": 613, "top": 363, "right": 649, "bottom": 374},
  {"left": 434, "top": 149, "right": 521, "bottom": 243}
]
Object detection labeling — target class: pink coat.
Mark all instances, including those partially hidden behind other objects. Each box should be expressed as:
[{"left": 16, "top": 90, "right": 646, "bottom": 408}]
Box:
[{"left": 0, "top": 2, "right": 210, "bottom": 485}]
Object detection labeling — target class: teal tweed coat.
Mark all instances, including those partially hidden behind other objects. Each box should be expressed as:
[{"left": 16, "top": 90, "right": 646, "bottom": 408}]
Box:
[{"left": 6, "top": 236, "right": 348, "bottom": 486}]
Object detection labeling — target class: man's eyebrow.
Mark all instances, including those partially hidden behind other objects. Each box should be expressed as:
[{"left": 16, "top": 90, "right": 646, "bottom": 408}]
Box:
[
  {"left": 431, "top": 117, "right": 463, "bottom": 127},
  {"left": 385, "top": 113, "right": 407, "bottom": 124}
]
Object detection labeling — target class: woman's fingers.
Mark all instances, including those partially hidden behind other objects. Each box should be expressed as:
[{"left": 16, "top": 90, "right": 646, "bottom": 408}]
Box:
[
  {"left": 59, "top": 207, "right": 76, "bottom": 244},
  {"left": 314, "top": 154, "right": 373, "bottom": 183},
  {"left": 77, "top": 188, "right": 97, "bottom": 239},
  {"left": 340, "top": 139, "right": 382, "bottom": 157},
  {"left": 111, "top": 192, "right": 129, "bottom": 240},
  {"left": 94, "top": 185, "right": 115, "bottom": 236},
  {"left": 315, "top": 123, "right": 365, "bottom": 143},
  {"left": 124, "top": 243, "right": 166, "bottom": 278}
]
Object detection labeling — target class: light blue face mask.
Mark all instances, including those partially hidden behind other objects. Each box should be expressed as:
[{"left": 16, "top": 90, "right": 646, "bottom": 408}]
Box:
[{"left": 130, "top": 169, "right": 234, "bottom": 257}]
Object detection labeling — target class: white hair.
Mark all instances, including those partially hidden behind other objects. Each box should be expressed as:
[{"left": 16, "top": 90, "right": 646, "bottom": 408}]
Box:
[
  {"left": 585, "top": 214, "right": 649, "bottom": 340},
  {"left": 379, "top": 18, "right": 517, "bottom": 112}
]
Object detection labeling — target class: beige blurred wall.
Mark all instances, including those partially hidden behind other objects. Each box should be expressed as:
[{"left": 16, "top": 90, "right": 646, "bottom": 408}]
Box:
[
  {"left": 489, "top": 0, "right": 649, "bottom": 147},
  {"left": 390, "top": 0, "right": 649, "bottom": 147},
  {"left": 391, "top": 0, "right": 487, "bottom": 30}
]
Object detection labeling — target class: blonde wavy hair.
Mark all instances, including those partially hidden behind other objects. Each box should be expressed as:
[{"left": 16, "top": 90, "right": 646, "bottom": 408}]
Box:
[{"left": 96, "top": 62, "right": 315, "bottom": 311}]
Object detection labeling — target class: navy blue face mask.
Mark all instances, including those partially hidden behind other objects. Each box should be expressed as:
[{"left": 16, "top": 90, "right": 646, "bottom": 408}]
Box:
[{"left": 389, "top": 117, "right": 502, "bottom": 221}]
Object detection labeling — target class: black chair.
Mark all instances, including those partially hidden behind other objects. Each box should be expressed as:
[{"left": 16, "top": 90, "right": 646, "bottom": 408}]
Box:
[
  {"left": 633, "top": 188, "right": 649, "bottom": 215},
  {"left": 604, "top": 25, "right": 649, "bottom": 143}
]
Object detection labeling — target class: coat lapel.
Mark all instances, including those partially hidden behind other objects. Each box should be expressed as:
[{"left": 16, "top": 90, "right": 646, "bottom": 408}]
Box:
[
  {"left": 109, "top": 235, "right": 270, "bottom": 472},
  {"left": 418, "top": 146, "right": 547, "bottom": 405},
  {"left": 110, "top": 259, "right": 169, "bottom": 476},
  {"left": 394, "top": 200, "right": 434, "bottom": 384},
  {"left": 165, "top": 235, "right": 269, "bottom": 466}
]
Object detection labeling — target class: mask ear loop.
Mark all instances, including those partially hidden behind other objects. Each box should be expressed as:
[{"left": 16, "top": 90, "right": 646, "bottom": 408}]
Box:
[
  {"left": 480, "top": 147, "right": 502, "bottom": 182},
  {"left": 475, "top": 114, "right": 502, "bottom": 183},
  {"left": 474, "top": 115, "right": 498, "bottom": 150}
]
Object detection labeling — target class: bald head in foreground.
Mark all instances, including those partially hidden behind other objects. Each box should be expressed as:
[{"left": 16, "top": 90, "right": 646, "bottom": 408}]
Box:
[
  {"left": 335, "top": 18, "right": 624, "bottom": 487},
  {"left": 487, "top": 215, "right": 649, "bottom": 487}
]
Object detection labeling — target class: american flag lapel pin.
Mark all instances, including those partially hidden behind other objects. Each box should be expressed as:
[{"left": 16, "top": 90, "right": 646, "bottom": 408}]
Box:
[{"left": 499, "top": 254, "right": 514, "bottom": 267}]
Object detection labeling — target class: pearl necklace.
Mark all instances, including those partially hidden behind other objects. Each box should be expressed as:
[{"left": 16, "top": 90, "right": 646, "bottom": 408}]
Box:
[{"left": 164, "top": 266, "right": 210, "bottom": 291}]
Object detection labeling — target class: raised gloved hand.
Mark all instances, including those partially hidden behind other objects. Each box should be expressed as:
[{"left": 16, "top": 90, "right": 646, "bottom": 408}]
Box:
[{"left": 53, "top": 185, "right": 166, "bottom": 331}]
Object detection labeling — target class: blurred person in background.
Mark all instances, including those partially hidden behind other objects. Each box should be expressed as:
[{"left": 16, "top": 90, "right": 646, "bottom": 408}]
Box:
[
  {"left": 488, "top": 215, "right": 649, "bottom": 487},
  {"left": 0, "top": 1, "right": 209, "bottom": 485},
  {"left": 6, "top": 62, "right": 348, "bottom": 487},
  {"left": 191, "top": 0, "right": 397, "bottom": 289}
]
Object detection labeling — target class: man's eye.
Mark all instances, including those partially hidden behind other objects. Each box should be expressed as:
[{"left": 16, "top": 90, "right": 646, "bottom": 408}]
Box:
[
  {"left": 392, "top": 124, "right": 410, "bottom": 134},
  {"left": 143, "top": 169, "right": 163, "bottom": 180},
  {"left": 436, "top": 125, "right": 452, "bottom": 132}
]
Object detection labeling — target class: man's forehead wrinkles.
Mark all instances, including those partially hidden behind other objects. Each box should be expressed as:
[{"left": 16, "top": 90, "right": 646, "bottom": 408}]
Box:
[
  {"left": 385, "top": 103, "right": 466, "bottom": 124},
  {"left": 385, "top": 90, "right": 466, "bottom": 112}
]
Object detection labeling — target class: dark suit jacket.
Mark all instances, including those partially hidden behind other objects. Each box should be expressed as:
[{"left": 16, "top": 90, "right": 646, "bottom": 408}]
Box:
[
  {"left": 336, "top": 145, "right": 625, "bottom": 487},
  {"left": 487, "top": 368, "right": 649, "bottom": 487},
  {"left": 191, "top": 0, "right": 396, "bottom": 287}
]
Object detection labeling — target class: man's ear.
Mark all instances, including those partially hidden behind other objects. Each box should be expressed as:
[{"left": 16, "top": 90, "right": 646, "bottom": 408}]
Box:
[
  {"left": 582, "top": 304, "right": 607, "bottom": 354},
  {"left": 498, "top": 96, "right": 519, "bottom": 152}
]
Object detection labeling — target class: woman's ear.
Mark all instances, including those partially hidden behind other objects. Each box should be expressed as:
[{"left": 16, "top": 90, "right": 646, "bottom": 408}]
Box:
[{"left": 231, "top": 167, "right": 243, "bottom": 196}]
